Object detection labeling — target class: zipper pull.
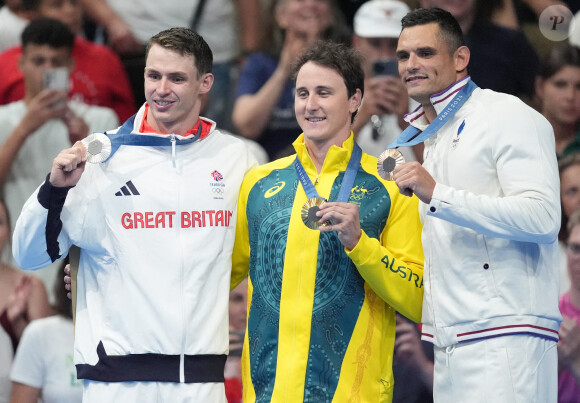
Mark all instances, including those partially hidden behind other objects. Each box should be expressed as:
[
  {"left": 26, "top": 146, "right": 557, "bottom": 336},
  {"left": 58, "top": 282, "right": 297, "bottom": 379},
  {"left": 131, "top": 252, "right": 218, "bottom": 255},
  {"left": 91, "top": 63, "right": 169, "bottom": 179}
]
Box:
[
  {"left": 170, "top": 134, "right": 176, "bottom": 168},
  {"left": 314, "top": 176, "right": 319, "bottom": 186}
]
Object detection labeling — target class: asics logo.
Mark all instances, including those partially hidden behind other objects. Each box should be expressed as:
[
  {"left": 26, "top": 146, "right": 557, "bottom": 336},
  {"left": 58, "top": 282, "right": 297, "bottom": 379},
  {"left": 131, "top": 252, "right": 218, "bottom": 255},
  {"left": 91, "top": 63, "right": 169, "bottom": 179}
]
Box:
[{"left": 264, "top": 181, "right": 285, "bottom": 198}]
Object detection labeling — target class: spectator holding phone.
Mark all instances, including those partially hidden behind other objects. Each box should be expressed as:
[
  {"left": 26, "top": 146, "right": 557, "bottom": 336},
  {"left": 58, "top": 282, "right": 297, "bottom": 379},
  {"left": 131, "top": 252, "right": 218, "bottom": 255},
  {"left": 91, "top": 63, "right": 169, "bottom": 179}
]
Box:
[
  {"left": 351, "top": 0, "right": 421, "bottom": 162},
  {"left": 0, "top": 18, "right": 118, "bottom": 296},
  {"left": 0, "top": 0, "right": 135, "bottom": 122}
]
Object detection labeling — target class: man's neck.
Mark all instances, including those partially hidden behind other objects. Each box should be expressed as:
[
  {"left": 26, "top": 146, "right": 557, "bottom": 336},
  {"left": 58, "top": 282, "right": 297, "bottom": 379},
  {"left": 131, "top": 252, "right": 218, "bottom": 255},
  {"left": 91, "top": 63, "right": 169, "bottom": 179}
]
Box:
[
  {"left": 423, "top": 103, "right": 438, "bottom": 123},
  {"left": 304, "top": 132, "right": 350, "bottom": 173},
  {"left": 306, "top": 142, "right": 331, "bottom": 173},
  {"left": 145, "top": 107, "right": 200, "bottom": 136},
  {"left": 422, "top": 75, "right": 470, "bottom": 123},
  {"left": 23, "top": 92, "right": 36, "bottom": 106}
]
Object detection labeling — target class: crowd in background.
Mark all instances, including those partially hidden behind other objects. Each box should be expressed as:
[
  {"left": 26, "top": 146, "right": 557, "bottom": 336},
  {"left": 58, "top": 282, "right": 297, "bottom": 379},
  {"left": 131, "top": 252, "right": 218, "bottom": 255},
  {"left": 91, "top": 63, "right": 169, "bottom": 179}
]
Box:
[{"left": 1, "top": 0, "right": 580, "bottom": 402}]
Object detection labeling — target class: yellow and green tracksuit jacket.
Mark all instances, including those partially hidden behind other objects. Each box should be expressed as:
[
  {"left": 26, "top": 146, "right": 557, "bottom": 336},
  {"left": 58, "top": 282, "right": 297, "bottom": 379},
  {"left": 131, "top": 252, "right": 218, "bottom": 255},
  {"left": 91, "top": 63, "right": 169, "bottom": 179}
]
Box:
[{"left": 231, "top": 134, "right": 424, "bottom": 403}]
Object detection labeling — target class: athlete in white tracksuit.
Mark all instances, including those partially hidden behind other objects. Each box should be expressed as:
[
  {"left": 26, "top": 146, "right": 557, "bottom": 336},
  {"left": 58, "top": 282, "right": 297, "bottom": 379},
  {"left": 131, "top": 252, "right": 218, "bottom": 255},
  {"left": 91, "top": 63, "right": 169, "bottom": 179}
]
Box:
[
  {"left": 394, "top": 8, "right": 561, "bottom": 402},
  {"left": 13, "top": 104, "right": 256, "bottom": 401},
  {"left": 405, "top": 81, "right": 562, "bottom": 403}
]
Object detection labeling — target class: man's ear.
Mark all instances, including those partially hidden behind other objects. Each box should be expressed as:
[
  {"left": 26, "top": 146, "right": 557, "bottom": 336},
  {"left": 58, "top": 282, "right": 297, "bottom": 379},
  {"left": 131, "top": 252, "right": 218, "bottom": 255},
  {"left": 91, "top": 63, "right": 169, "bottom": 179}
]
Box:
[
  {"left": 349, "top": 88, "right": 363, "bottom": 114},
  {"left": 454, "top": 45, "right": 470, "bottom": 73},
  {"left": 199, "top": 72, "right": 214, "bottom": 95}
]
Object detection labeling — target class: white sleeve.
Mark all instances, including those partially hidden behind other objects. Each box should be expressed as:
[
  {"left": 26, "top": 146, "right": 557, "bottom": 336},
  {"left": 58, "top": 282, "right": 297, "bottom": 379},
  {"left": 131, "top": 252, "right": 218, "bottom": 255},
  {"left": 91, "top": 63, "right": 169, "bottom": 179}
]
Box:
[
  {"left": 427, "top": 100, "right": 560, "bottom": 244},
  {"left": 13, "top": 180, "right": 74, "bottom": 271}
]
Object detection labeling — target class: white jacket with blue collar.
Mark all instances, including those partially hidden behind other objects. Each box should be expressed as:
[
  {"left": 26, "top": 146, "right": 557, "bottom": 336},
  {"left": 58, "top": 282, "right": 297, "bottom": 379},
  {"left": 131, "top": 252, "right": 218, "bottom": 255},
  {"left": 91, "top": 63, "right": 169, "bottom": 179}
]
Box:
[
  {"left": 406, "top": 77, "right": 562, "bottom": 348},
  {"left": 12, "top": 104, "right": 257, "bottom": 393}
]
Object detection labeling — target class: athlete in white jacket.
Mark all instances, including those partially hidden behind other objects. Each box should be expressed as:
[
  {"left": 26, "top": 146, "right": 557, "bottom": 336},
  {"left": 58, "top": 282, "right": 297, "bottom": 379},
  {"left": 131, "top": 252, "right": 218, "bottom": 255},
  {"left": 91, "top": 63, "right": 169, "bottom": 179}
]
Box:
[
  {"left": 392, "top": 8, "right": 561, "bottom": 403},
  {"left": 13, "top": 28, "right": 256, "bottom": 402}
]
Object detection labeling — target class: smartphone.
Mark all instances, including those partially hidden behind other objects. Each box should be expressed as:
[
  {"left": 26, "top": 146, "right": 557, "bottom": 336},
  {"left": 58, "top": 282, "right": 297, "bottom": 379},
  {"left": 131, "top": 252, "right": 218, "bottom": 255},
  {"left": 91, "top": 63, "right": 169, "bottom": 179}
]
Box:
[
  {"left": 42, "top": 67, "right": 70, "bottom": 91},
  {"left": 372, "top": 59, "right": 398, "bottom": 77}
]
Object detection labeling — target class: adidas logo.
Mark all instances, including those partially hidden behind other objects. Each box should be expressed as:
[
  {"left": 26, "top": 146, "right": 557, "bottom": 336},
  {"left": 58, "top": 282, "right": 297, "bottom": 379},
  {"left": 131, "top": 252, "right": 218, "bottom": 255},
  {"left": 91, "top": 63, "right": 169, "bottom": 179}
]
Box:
[{"left": 115, "top": 181, "right": 140, "bottom": 196}]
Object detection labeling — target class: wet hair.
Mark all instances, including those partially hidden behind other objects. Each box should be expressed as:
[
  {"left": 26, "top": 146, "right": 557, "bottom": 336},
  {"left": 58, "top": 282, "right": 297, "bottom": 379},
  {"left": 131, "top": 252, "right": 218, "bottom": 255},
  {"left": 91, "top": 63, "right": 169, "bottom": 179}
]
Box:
[
  {"left": 21, "top": 17, "right": 75, "bottom": 51},
  {"left": 145, "top": 27, "right": 213, "bottom": 78},
  {"left": 292, "top": 40, "right": 364, "bottom": 123},
  {"left": 538, "top": 43, "right": 580, "bottom": 80},
  {"left": 401, "top": 7, "right": 465, "bottom": 54}
]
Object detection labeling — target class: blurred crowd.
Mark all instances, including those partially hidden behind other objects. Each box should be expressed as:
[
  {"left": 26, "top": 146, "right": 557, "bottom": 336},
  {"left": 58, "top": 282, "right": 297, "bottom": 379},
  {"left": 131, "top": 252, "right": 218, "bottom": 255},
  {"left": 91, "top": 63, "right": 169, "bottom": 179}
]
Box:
[{"left": 1, "top": 0, "right": 580, "bottom": 402}]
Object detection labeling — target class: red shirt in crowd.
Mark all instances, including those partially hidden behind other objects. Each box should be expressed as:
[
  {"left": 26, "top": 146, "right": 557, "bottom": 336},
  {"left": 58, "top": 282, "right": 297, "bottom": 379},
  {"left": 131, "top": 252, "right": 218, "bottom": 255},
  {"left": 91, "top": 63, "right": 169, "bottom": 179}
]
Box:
[{"left": 0, "top": 36, "right": 135, "bottom": 121}]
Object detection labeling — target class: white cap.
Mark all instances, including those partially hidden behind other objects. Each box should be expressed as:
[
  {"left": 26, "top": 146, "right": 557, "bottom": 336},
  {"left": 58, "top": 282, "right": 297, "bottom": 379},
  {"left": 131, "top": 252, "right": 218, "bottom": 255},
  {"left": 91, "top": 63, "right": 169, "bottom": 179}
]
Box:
[{"left": 353, "top": 0, "right": 410, "bottom": 38}]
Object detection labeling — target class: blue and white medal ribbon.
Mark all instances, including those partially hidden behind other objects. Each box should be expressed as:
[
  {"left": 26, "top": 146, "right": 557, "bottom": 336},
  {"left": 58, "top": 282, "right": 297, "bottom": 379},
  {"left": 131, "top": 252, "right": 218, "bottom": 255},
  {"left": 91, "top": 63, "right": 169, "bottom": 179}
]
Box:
[
  {"left": 296, "top": 142, "right": 362, "bottom": 229},
  {"left": 81, "top": 114, "right": 203, "bottom": 163},
  {"left": 377, "top": 78, "right": 478, "bottom": 179}
]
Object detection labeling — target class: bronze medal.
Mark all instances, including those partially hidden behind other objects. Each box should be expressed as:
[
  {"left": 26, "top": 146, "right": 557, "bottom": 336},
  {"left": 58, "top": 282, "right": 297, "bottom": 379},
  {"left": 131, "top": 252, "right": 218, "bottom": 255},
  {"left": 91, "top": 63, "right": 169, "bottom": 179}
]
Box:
[{"left": 377, "top": 149, "right": 405, "bottom": 180}]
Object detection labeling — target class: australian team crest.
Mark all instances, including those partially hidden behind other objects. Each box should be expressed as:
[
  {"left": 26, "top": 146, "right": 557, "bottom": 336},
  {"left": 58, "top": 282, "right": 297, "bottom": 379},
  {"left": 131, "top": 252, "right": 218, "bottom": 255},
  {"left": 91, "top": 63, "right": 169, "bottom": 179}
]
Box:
[{"left": 349, "top": 185, "right": 368, "bottom": 206}]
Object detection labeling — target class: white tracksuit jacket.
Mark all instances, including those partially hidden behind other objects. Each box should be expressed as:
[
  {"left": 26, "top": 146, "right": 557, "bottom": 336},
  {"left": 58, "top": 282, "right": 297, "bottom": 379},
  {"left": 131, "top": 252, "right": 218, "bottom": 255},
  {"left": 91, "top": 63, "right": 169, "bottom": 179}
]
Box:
[
  {"left": 13, "top": 104, "right": 256, "bottom": 391},
  {"left": 406, "top": 77, "right": 562, "bottom": 348}
]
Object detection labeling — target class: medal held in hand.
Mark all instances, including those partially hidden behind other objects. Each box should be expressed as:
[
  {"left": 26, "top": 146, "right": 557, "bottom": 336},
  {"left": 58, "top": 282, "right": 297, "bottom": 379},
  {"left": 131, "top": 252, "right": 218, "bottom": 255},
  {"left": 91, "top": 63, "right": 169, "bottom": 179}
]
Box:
[
  {"left": 377, "top": 149, "right": 405, "bottom": 180},
  {"left": 81, "top": 133, "right": 112, "bottom": 163},
  {"left": 295, "top": 142, "right": 362, "bottom": 230},
  {"left": 301, "top": 197, "right": 328, "bottom": 229}
]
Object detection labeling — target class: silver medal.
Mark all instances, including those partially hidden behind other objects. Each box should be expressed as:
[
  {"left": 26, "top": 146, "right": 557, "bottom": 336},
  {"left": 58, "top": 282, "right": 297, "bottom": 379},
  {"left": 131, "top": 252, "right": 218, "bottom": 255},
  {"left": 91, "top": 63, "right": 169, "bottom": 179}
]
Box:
[{"left": 81, "top": 133, "right": 112, "bottom": 163}]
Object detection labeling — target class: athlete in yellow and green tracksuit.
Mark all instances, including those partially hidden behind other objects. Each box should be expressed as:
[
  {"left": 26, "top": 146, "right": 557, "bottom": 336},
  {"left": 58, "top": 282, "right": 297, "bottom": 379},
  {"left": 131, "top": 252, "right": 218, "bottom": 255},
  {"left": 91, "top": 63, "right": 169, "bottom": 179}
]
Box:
[{"left": 231, "top": 134, "right": 424, "bottom": 403}]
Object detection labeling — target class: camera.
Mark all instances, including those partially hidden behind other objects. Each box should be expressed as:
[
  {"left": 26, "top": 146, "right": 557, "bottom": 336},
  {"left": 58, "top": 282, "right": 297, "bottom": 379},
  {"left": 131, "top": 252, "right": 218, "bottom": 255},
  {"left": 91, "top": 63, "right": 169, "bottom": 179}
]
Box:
[{"left": 372, "top": 59, "right": 398, "bottom": 77}]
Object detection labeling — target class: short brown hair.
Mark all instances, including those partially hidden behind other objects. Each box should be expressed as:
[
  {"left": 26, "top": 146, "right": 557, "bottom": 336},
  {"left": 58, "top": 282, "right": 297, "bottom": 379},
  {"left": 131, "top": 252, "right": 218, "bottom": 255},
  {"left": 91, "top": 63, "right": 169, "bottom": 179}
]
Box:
[{"left": 145, "top": 27, "right": 213, "bottom": 78}]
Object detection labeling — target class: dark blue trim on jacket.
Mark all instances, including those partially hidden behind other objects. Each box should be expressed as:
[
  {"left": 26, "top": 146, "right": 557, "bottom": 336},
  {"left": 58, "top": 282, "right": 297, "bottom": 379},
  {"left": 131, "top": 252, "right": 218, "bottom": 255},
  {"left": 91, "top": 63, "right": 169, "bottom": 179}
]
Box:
[
  {"left": 38, "top": 174, "right": 73, "bottom": 262},
  {"left": 76, "top": 341, "right": 227, "bottom": 383}
]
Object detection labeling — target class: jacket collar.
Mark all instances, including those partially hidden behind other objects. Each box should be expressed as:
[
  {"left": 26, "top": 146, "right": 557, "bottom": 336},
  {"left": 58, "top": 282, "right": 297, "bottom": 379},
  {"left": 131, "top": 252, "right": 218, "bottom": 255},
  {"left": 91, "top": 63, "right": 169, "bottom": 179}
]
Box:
[{"left": 404, "top": 76, "right": 472, "bottom": 131}]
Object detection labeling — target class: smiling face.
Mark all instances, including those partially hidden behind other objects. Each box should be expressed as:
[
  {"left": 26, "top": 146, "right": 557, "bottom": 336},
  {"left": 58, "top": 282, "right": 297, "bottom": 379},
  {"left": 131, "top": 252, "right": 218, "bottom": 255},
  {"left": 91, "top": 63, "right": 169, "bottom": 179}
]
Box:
[
  {"left": 294, "top": 61, "right": 361, "bottom": 148},
  {"left": 144, "top": 44, "right": 213, "bottom": 135},
  {"left": 396, "top": 22, "right": 468, "bottom": 106}
]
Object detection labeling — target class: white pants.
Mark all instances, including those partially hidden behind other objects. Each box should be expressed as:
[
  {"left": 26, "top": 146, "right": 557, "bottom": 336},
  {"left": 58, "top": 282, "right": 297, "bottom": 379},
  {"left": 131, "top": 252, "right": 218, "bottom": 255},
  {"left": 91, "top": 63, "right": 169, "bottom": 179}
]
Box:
[
  {"left": 433, "top": 335, "right": 557, "bottom": 403},
  {"left": 82, "top": 380, "right": 227, "bottom": 403}
]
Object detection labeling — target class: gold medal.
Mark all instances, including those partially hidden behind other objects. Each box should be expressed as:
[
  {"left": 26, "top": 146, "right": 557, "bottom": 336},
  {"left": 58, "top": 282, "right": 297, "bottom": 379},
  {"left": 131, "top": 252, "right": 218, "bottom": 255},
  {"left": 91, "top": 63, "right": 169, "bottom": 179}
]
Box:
[
  {"left": 301, "top": 197, "right": 327, "bottom": 229},
  {"left": 377, "top": 149, "right": 405, "bottom": 180},
  {"left": 81, "top": 133, "right": 112, "bottom": 163}
]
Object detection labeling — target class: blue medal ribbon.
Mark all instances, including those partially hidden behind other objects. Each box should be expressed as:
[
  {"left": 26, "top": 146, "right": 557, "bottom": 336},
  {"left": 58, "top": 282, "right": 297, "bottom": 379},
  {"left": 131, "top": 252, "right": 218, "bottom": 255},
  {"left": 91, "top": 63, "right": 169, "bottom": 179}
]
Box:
[
  {"left": 101, "top": 114, "right": 204, "bottom": 162},
  {"left": 386, "top": 78, "right": 478, "bottom": 149},
  {"left": 294, "top": 141, "right": 362, "bottom": 203}
]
